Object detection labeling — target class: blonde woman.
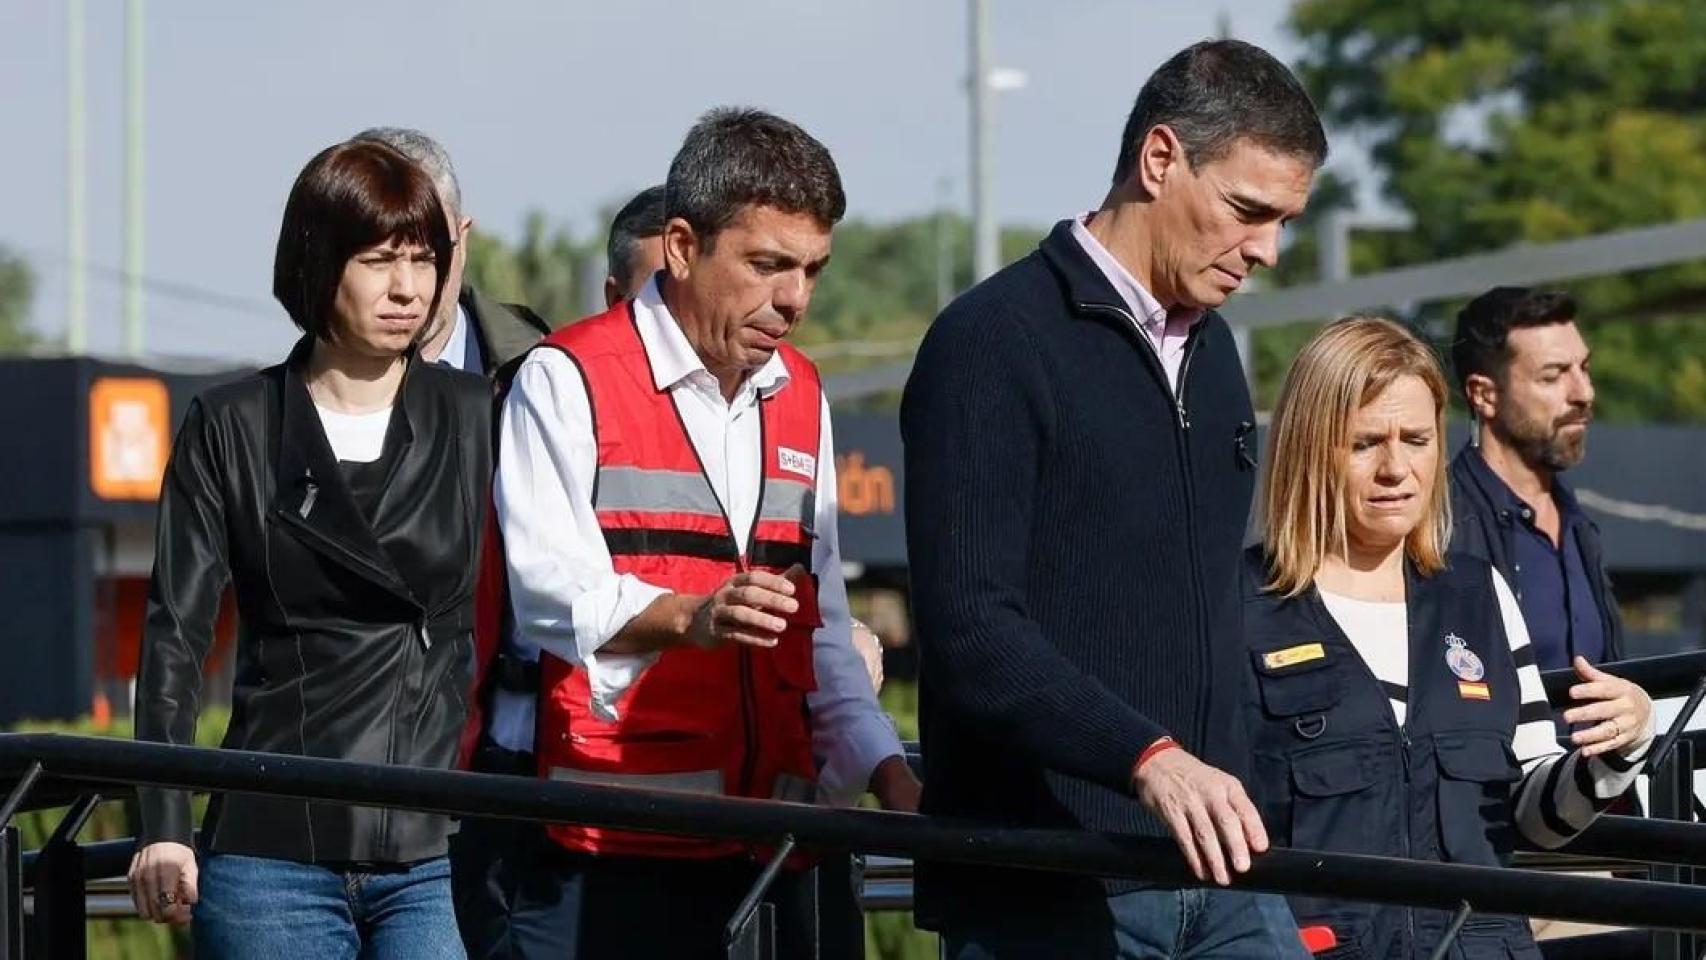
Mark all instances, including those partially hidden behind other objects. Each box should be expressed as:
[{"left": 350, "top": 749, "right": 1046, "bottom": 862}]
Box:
[{"left": 1242, "top": 317, "right": 1652, "bottom": 959}]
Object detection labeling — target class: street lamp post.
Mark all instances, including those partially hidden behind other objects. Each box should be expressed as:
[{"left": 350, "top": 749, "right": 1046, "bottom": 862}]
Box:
[
  {"left": 967, "top": 0, "right": 1027, "bottom": 284},
  {"left": 968, "top": 0, "right": 995, "bottom": 283},
  {"left": 123, "top": 0, "right": 147, "bottom": 358},
  {"left": 66, "top": 0, "right": 87, "bottom": 354}
]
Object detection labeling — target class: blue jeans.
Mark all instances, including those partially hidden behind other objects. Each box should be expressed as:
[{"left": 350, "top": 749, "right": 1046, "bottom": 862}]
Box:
[
  {"left": 194, "top": 853, "right": 464, "bottom": 960},
  {"left": 944, "top": 887, "right": 1308, "bottom": 960},
  {"left": 451, "top": 822, "right": 825, "bottom": 960}
]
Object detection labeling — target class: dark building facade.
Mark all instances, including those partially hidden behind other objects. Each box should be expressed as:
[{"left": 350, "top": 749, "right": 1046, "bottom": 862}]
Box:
[{"left": 0, "top": 357, "right": 1701, "bottom": 724}]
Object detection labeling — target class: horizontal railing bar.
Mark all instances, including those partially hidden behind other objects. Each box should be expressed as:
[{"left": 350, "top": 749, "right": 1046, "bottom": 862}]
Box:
[
  {"left": 1556, "top": 815, "right": 1706, "bottom": 866},
  {"left": 23, "top": 817, "right": 1699, "bottom": 889},
  {"left": 1674, "top": 730, "right": 1706, "bottom": 770},
  {"left": 2, "top": 734, "right": 1706, "bottom": 932},
  {"left": 22, "top": 837, "right": 138, "bottom": 887},
  {"left": 21, "top": 894, "right": 134, "bottom": 919},
  {"left": 861, "top": 855, "right": 914, "bottom": 881},
  {"left": 858, "top": 882, "right": 915, "bottom": 912},
  {"left": 1540, "top": 650, "right": 1706, "bottom": 702}
]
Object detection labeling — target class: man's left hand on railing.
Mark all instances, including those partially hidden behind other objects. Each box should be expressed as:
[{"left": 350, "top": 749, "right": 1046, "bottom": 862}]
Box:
[
  {"left": 850, "top": 617, "right": 885, "bottom": 694},
  {"left": 869, "top": 754, "right": 922, "bottom": 812}
]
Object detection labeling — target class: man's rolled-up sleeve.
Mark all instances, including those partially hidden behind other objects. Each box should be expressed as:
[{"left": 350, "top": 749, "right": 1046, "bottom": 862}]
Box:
[{"left": 806, "top": 397, "right": 905, "bottom": 805}]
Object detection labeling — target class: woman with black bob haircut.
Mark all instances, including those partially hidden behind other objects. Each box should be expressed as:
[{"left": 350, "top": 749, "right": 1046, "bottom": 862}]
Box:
[
  {"left": 1243, "top": 317, "right": 1652, "bottom": 958},
  {"left": 127, "top": 139, "right": 490, "bottom": 959}
]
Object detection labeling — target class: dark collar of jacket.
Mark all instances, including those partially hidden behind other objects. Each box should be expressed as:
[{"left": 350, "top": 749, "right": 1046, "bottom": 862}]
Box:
[
  {"left": 460, "top": 285, "right": 551, "bottom": 374},
  {"left": 1452, "top": 441, "right": 1595, "bottom": 540},
  {"left": 1448, "top": 442, "right": 1624, "bottom": 659},
  {"left": 270, "top": 336, "right": 431, "bottom": 607},
  {"left": 1035, "top": 218, "right": 1222, "bottom": 388},
  {"left": 1038, "top": 219, "right": 1132, "bottom": 317}
]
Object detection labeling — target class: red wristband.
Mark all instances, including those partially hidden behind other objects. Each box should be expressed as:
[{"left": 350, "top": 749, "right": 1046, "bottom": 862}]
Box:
[{"left": 1137, "top": 736, "right": 1179, "bottom": 771}]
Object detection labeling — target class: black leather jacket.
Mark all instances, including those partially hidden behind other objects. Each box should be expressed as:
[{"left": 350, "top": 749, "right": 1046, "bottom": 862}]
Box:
[{"left": 135, "top": 339, "right": 492, "bottom": 864}]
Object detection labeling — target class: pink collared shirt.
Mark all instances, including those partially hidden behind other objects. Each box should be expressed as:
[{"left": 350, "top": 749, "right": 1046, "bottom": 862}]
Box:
[{"left": 1069, "top": 214, "right": 1202, "bottom": 394}]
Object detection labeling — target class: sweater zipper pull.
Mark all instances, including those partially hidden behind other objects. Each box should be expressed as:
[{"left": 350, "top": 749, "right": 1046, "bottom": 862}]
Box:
[{"left": 418, "top": 619, "right": 432, "bottom": 650}]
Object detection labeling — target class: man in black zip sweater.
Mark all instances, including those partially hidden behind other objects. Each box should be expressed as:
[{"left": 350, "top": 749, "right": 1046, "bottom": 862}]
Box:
[{"left": 903, "top": 40, "right": 1327, "bottom": 958}]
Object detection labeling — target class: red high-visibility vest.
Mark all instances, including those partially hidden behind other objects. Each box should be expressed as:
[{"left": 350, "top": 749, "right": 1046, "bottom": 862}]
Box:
[{"left": 521, "top": 302, "right": 823, "bottom": 858}]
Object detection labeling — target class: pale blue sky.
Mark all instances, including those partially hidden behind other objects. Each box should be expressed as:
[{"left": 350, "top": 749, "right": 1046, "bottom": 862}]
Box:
[{"left": 1, "top": 0, "right": 1331, "bottom": 363}]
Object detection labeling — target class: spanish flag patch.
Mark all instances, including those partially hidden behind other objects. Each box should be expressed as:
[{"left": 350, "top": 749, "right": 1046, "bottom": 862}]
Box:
[
  {"left": 1458, "top": 681, "right": 1491, "bottom": 701},
  {"left": 1263, "top": 642, "right": 1326, "bottom": 671}
]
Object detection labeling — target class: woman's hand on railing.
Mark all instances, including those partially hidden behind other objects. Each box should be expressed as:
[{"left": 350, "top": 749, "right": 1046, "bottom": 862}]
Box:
[
  {"left": 127, "top": 841, "right": 198, "bottom": 925},
  {"left": 1563, "top": 655, "right": 1656, "bottom": 760}
]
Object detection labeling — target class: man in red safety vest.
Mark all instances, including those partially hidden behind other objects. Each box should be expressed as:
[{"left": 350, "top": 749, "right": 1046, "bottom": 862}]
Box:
[{"left": 450, "top": 107, "right": 920, "bottom": 960}]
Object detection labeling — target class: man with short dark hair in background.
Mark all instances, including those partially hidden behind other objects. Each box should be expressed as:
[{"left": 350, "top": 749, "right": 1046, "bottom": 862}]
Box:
[
  {"left": 1450, "top": 287, "right": 1623, "bottom": 677},
  {"left": 354, "top": 127, "right": 553, "bottom": 372},
  {"left": 903, "top": 39, "right": 1323, "bottom": 957},
  {"left": 603, "top": 184, "right": 667, "bottom": 307}
]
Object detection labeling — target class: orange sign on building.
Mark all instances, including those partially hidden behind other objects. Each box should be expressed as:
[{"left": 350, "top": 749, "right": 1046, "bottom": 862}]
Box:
[
  {"left": 837, "top": 451, "right": 896, "bottom": 516},
  {"left": 89, "top": 377, "right": 171, "bottom": 500}
]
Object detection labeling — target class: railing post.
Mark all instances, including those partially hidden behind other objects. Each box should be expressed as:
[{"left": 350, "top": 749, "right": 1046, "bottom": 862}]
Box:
[
  {"left": 1645, "top": 675, "right": 1706, "bottom": 777},
  {"left": 1427, "top": 901, "right": 1473, "bottom": 960},
  {"left": 1674, "top": 738, "right": 1696, "bottom": 960},
  {"left": 726, "top": 903, "right": 776, "bottom": 960},
  {"left": 1648, "top": 737, "right": 1695, "bottom": 960},
  {"left": 0, "top": 764, "right": 42, "bottom": 832},
  {"left": 31, "top": 793, "right": 101, "bottom": 960},
  {"left": 0, "top": 827, "right": 20, "bottom": 960},
  {"left": 816, "top": 851, "right": 865, "bottom": 960},
  {"left": 725, "top": 837, "right": 796, "bottom": 960},
  {"left": 0, "top": 761, "right": 41, "bottom": 960}
]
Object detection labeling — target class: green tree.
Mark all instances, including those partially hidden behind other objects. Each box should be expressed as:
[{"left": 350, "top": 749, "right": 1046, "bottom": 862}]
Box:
[
  {"left": 460, "top": 207, "right": 1044, "bottom": 383},
  {"left": 1281, "top": 0, "right": 1706, "bottom": 420},
  {"left": 463, "top": 212, "right": 597, "bottom": 328},
  {"left": 801, "top": 214, "right": 1041, "bottom": 372},
  {"left": 0, "top": 245, "right": 37, "bottom": 353}
]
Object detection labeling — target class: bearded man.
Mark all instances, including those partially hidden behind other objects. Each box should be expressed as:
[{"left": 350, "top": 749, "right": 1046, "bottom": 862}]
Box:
[{"left": 1450, "top": 287, "right": 1623, "bottom": 679}]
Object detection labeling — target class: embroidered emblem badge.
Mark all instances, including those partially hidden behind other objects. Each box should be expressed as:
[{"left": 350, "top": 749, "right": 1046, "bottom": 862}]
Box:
[{"left": 1444, "top": 633, "right": 1485, "bottom": 682}]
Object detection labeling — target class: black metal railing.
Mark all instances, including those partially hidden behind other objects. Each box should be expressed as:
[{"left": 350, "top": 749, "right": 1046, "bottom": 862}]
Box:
[
  {"left": 2, "top": 735, "right": 1705, "bottom": 960},
  {"left": 1538, "top": 650, "right": 1706, "bottom": 702},
  {"left": 1, "top": 649, "right": 1703, "bottom": 959}
]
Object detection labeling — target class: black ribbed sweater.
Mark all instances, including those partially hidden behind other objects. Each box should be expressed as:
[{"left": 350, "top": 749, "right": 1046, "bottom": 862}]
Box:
[{"left": 902, "top": 221, "right": 1258, "bottom": 928}]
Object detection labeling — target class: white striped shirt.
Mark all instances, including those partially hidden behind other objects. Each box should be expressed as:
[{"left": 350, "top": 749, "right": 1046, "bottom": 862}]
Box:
[{"left": 1319, "top": 569, "right": 1652, "bottom": 849}]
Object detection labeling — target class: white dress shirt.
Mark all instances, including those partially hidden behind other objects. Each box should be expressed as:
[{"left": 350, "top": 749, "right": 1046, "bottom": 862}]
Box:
[
  {"left": 489, "top": 276, "right": 900, "bottom": 805},
  {"left": 1069, "top": 214, "right": 1201, "bottom": 393},
  {"left": 432, "top": 303, "right": 485, "bottom": 373}
]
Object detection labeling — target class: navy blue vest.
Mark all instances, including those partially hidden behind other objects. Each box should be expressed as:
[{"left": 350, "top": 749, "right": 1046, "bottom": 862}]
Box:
[{"left": 1241, "top": 547, "right": 1542, "bottom": 959}]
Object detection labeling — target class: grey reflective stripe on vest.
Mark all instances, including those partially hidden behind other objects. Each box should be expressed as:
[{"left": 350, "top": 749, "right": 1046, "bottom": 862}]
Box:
[
  {"left": 594, "top": 466, "right": 724, "bottom": 518},
  {"left": 770, "top": 772, "right": 817, "bottom": 805},
  {"left": 758, "top": 476, "right": 815, "bottom": 529},
  {"left": 548, "top": 766, "right": 726, "bottom": 796}
]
